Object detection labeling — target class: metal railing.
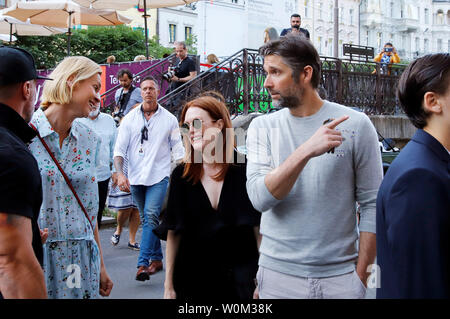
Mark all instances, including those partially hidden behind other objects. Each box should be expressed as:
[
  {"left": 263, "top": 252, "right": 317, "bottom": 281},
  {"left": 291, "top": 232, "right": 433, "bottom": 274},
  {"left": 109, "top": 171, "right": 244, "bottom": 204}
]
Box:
[
  {"left": 109, "top": 49, "right": 408, "bottom": 119},
  {"left": 100, "top": 53, "right": 200, "bottom": 114}
]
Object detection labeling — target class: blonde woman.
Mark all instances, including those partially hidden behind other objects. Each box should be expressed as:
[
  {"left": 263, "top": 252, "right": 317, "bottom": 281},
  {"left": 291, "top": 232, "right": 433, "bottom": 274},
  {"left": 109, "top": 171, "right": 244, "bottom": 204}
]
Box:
[
  {"left": 28, "top": 56, "right": 113, "bottom": 299},
  {"left": 263, "top": 27, "right": 279, "bottom": 43}
]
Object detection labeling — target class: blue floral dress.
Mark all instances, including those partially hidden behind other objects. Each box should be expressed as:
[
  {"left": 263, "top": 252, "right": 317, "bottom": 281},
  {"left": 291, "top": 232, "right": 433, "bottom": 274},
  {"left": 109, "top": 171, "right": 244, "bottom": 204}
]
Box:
[{"left": 29, "top": 109, "right": 101, "bottom": 299}]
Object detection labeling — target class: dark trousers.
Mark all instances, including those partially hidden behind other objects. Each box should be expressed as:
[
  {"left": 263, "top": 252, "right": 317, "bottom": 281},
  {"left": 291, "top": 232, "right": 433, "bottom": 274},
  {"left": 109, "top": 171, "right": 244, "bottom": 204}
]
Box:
[{"left": 97, "top": 178, "right": 110, "bottom": 229}]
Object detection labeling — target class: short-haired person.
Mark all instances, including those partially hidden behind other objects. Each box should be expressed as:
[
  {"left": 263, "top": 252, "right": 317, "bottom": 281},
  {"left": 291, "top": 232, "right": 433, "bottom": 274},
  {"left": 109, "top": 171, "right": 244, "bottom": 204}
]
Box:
[
  {"left": 155, "top": 95, "right": 261, "bottom": 300},
  {"left": 373, "top": 43, "right": 400, "bottom": 75},
  {"left": 169, "top": 41, "right": 197, "bottom": 90},
  {"left": 114, "top": 76, "right": 185, "bottom": 281},
  {"left": 280, "top": 13, "right": 310, "bottom": 39},
  {"left": 76, "top": 103, "right": 117, "bottom": 229},
  {"left": 114, "top": 69, "right": 143, "bottom": 121},
  {"left": 106, "top": 55, "right": 116, "bottom": 64},
  {"left": 0, "top": 46, "right": 49, "bottom": 299},
  {"left": 28, "top": 56, "right": 113, "bottom": 299},
  {"left": 376, "top": 53, "right": 450, "bottom": 299},
  {"left": 246, "top": 34, "right": 382, "bottom": 298}
]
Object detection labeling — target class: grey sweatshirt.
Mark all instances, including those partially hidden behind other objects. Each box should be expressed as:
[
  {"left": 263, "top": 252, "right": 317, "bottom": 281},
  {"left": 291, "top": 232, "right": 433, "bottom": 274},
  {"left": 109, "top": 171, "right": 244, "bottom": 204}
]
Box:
[{"left": 246, "top": 101, "right": 383, "bottom": 278}]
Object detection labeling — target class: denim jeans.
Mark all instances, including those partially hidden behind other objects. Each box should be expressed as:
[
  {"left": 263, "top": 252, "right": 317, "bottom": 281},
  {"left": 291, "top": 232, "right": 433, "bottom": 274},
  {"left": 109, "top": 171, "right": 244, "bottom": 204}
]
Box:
[{"left": 131, "top": 177, "right": 169, "bottom": 267}]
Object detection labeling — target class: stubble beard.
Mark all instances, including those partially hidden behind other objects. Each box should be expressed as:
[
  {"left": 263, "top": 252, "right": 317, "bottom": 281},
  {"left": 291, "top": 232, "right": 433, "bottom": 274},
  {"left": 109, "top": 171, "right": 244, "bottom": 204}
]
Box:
[{"left": 271, "top": 86, "right": 304, "bottom": 109}]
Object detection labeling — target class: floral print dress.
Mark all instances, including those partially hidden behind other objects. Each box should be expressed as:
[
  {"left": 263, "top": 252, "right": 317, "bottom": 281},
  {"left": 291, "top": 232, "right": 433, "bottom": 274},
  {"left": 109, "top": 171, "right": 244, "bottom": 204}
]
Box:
[{"left": 29, "top": 109, "right": 101, "bottom": 299}]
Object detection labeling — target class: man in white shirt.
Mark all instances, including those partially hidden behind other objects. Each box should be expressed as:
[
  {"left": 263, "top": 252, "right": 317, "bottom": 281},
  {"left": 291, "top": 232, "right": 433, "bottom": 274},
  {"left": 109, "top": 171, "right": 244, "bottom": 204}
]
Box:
[
  {"left": 114, "top": 76, "right": 185, "bottom": 281},
  {"left": 77, "top": 104, "right": 117, "bottom": 228}
]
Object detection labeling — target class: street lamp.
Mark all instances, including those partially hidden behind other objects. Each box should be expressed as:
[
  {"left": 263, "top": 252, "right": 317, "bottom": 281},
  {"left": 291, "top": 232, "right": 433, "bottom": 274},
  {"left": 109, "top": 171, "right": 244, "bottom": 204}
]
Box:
[{"left": 334, "top": 0, "right": 339, "bottom": 58}]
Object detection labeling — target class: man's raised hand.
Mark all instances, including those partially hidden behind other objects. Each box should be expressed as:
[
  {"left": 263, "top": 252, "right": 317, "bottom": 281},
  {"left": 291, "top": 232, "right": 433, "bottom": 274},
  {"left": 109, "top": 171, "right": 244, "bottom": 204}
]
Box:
[{"left": 302, "top": 115, "right": 349, "bottom": 159}]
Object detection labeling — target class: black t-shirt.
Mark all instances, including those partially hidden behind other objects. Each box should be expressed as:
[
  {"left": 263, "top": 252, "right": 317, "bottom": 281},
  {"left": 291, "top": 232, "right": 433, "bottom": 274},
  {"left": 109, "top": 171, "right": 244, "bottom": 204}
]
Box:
[
  {"left": 0, "top": 103, "right": 43, "bottom": 266},
  {"left": 154, "top": 157, "right": 261, "bottom": 300},
  {"left": 172, "top": 56, "right": 196, "bottom": 89},
  {"left": 280, "top": 27, "right": 310, "bottom": 39}
]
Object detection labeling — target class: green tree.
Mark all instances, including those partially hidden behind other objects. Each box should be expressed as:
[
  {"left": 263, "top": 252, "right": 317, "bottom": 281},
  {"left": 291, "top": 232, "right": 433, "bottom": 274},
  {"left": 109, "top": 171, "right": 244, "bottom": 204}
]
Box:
[{"left": 14, "top": 25, "right": 174, "bottom": 69}]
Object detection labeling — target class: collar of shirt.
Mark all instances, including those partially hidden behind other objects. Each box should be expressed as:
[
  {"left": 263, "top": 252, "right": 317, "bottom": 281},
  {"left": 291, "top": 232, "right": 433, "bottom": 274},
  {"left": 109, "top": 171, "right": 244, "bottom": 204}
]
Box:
[
  {"left": 141, "top": 103, "right": 161, "bottom": 124},
  {"left": 32, "top": 108, "right": 81, "bottom": 140},
  {"left": 0, "top": 102, "right": 36, "bottom": 143}
]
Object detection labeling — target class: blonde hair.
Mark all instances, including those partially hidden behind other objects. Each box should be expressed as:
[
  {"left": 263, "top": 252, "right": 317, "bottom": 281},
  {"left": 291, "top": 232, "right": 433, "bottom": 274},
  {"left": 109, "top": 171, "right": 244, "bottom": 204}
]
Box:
[
  {"left": 106, "top": 55, "right": 116, "bottom": 63},
  {"left": 134, "top": 55, "right": 147, "bottom": 62},
  {"left": 206, "top": 54, "right": 219, "bottom": 64},
  {"left": 40, "top": 56, "right": 102, "bottom": 109}
]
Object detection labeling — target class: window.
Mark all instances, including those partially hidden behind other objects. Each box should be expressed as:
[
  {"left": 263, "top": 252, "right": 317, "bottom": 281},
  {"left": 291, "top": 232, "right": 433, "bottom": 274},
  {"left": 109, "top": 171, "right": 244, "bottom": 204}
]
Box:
[
  {"left": 231, "top": 0, "right": 238, "bottom": 3},
  {"left": 169, "top": 24, "right": 176, "bottom": 43},
  {"left": 185, "top": 26, "right": 192, "bottom": 41},
  {"left": 0, "top": 0, "right": 5, "bottom": 8},
  {"left": 425, "top": 8, "right": 429, "bottom": 24},
  {"left": 437, "top": 39, "right": 442, "bottom": 52},
  {"left": 415, "top": 37, "right": 420, "bottom": 52},
  {"left": 329, "top": 5, "right": 333, "bottom": 22},
  {"left": 304, "top": 0, "right": 309, "bottom": 18},
  {"left": 349, "top": 9, "right": 354, "bottom": 25},
  {"left": 328, "top": 39, "right": 333, "bottom": 56},
  {"left": 377, "top": 32, "right": 382, "bottom": 49},
  {"left": 424, "top": 39, "right": 429, "bottom": 52},
  {"left": 318, "top": 36, "right": 322, "bottom": 54},
  {"left": 436, "top": 10, "right": 444, "bottom": 25},
  {"left": 339, "top": 7, "right": 343, "bottom": 22},
  {"left": 319, "top": 3, "right": 323, "bottom": 20},
  {"left": 390, "top": 2, "right": 394, "bottom": 18}
]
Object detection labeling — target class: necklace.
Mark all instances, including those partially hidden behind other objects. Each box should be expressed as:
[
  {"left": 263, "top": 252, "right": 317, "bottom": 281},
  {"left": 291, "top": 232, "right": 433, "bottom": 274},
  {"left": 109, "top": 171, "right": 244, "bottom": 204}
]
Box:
[{"left": 141, "top": 104, "right": 157, "bottom": 117}]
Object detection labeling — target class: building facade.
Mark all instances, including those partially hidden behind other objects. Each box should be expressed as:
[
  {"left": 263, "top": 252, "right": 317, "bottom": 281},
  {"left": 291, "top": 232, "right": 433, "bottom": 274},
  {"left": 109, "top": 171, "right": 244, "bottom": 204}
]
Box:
[
  {"left": 298, "top": 0, "right": 361, "bottom": 57},
  {"left": 360, "top": 0, "right": 450, "bottom": 61},
  {"left": 157, "top": 5, "right": 197, "bottom": 49}
]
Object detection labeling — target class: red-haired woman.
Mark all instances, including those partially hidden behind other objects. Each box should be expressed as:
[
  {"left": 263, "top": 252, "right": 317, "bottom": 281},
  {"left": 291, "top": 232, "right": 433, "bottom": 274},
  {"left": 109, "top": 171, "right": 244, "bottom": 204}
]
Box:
[{"left": 154, "top": 95, "right": 261, "bottom": 300}]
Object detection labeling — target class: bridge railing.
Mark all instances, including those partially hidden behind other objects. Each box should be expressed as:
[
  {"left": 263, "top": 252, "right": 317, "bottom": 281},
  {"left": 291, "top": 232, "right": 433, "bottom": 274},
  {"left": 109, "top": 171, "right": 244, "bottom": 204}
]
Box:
[{"left": 128, "top": 49, "right": 409, "bottom": 119}]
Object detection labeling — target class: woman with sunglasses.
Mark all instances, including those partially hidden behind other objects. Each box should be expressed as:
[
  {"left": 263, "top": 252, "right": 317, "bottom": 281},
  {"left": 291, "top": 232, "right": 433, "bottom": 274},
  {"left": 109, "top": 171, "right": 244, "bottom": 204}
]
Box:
[
  {"left": 155, "top": 94, "right": 261, "bottom": 300},
  {"left": 28, "top": 56, "right": 113, "bottom": 299}
]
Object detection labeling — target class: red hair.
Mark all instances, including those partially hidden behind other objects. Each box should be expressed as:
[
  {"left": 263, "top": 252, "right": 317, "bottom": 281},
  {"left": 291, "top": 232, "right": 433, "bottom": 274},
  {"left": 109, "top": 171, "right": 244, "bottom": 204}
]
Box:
[{"left": 179, "top": 95, "right": 235, "bottom": 184}]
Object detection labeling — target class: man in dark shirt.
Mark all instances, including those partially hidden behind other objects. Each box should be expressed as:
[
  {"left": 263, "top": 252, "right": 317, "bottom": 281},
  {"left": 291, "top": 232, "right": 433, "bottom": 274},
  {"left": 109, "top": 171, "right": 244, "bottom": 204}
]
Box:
[
  {"left": 280, "top": 13, "right": 310, "bottom": 39},
  {"left": 0, "top": 46, "right": 51, "bottom": 298},
  {"left": 114, "top": 69, "right": 142, "bottom": 121},
  {"left": 169, "top": 41, "right": 197, "bottom": 91}
]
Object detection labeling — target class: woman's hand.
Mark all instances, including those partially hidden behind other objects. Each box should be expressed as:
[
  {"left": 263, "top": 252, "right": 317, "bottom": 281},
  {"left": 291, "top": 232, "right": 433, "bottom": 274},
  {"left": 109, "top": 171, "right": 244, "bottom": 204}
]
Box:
[
  {"left": 99, "top": 267, "right": 113, "bottom": 297},
  {"left": 40, "top": 228, "right": 48, "bottom": 244},
  {"left": 164, "top": 286, "right": 177, "bottom": 299}
]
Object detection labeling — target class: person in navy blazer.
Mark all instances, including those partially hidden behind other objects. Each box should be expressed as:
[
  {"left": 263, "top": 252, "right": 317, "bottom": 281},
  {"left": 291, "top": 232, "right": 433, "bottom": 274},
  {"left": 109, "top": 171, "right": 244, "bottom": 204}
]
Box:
[{"left": 376, "top": 53, "right": 450, "bottom": 298}]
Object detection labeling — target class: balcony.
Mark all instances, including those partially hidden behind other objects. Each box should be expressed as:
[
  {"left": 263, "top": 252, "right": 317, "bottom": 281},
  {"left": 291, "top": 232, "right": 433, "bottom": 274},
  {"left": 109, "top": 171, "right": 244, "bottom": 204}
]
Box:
[
  {"left": 394, "top": 18, "right": 419, "bottom": 32},
  {"left": 431, "top": 24, "right": 450, "bottom": 33}
]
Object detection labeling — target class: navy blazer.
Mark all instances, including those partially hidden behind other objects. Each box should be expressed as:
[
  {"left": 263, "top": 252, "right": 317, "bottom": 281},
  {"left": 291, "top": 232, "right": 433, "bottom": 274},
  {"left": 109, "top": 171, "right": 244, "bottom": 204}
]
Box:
[{"left": 376, "top": 129, "right": 450, "bottom": 298}]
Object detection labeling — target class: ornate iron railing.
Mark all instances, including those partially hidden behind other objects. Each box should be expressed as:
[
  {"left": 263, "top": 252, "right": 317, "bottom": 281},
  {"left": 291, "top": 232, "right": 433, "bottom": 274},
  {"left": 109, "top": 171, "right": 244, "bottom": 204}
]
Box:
[
  {"left": 106, "top": 49, "right": 408, "bottom": 119},
  {"left": 100, "top": 53, "right": 199, "bottom": 114}
]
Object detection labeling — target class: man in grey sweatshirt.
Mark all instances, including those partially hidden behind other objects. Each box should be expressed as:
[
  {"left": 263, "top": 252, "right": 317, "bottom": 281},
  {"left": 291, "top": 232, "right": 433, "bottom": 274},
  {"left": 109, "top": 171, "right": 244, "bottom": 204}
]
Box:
[{"left": 246, "top": 34, "right": 383, "bottom": 298}]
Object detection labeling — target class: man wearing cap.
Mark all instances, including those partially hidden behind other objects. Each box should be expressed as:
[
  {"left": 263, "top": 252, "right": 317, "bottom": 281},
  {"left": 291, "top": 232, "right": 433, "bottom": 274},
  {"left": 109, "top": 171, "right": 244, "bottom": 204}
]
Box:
[{"left": 0, "top": 46, "right": 51, "bottom": 298}]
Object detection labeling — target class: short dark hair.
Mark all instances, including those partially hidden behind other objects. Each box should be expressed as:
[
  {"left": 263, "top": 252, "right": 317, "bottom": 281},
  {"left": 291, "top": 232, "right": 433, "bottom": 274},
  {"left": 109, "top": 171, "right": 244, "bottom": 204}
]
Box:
[
  {"left": 397, "top": 53, "right": 450, "bottom": 129},
  {"left": 384, "top": 42, "right": 393, "bottom": 46},
  {"left": 140, "top": 75, "right": 159, "bottom": 90},
  {"left": 175, "top": 41, "right": 187, "bottom": 49},
  {"left": 259, "top": 33, "right": 321, "bottom": 88},
  {"left": 291, "top": 13, "right": 301, "bottom": 19},
  {"left": 117, "top": 69, "right": 133, "bottom": 80}
]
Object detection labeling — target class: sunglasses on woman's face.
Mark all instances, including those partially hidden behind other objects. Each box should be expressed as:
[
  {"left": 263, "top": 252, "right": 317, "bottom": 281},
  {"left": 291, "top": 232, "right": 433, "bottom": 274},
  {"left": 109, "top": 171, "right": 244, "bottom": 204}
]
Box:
[{"left": 181, "top": 118, "right": 217, "bottom": 131}]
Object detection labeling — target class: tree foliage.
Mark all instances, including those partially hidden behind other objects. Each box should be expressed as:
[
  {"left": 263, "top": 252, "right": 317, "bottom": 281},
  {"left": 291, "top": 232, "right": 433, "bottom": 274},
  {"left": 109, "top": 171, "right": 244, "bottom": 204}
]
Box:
[{"left": 14, "top": 25, "right": 175, "bottom": 69}]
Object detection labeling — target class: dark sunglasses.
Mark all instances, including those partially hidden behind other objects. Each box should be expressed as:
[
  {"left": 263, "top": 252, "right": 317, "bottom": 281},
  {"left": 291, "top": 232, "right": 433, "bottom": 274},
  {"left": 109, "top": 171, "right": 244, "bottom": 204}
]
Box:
[
  {"left": 181, "top": 118, "right": 217, "bottom": 131},
  {"left": 141, "top": 126, "right": 148, "bottom": 144}
]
